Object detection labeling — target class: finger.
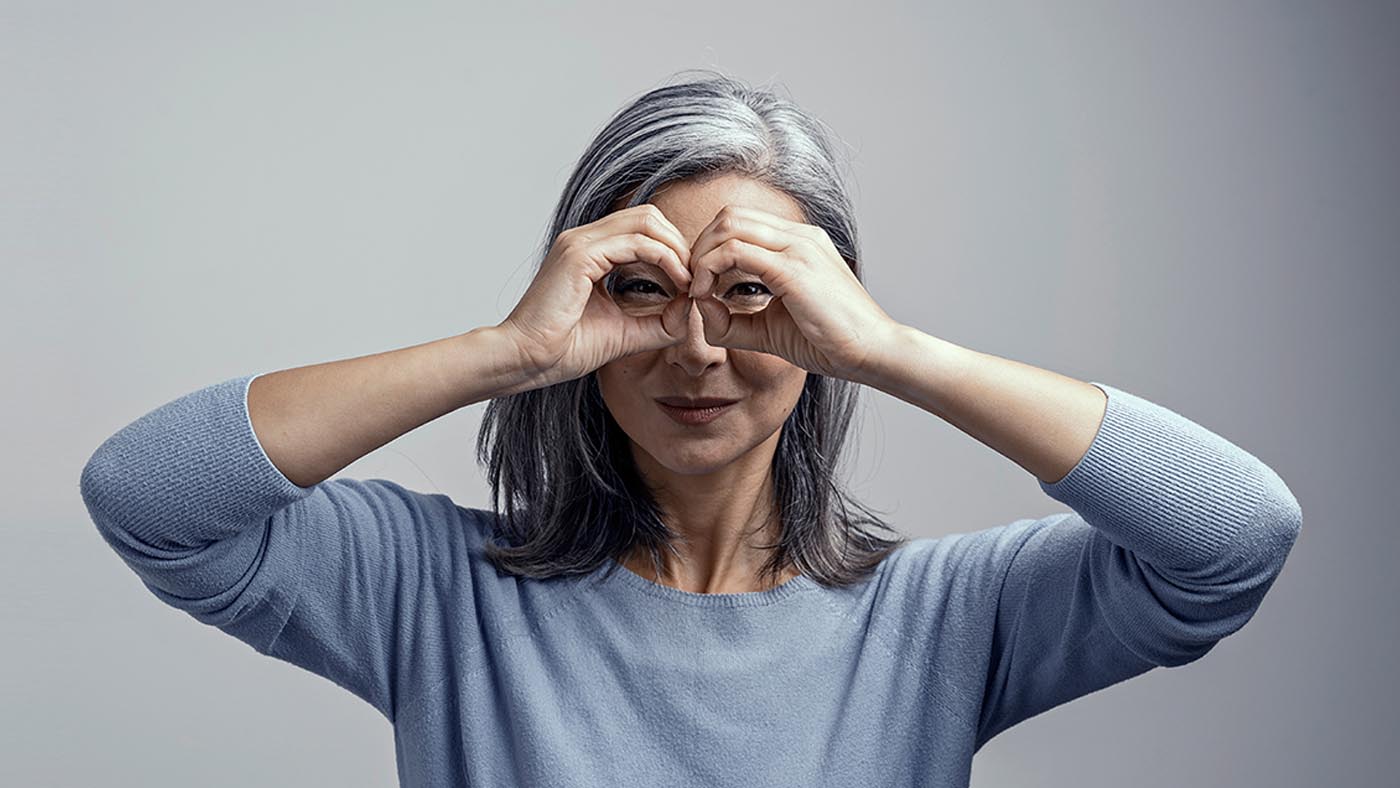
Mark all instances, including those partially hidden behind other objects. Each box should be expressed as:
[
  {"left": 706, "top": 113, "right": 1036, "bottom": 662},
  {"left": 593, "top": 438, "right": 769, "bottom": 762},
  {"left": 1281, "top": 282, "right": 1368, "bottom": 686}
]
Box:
[
  {"left": 693, "top": 293, "right": 731, "bottom": 343},
  {"left": 688, "top": 237, "right": 790, "bottom": 303},
  {"left": 688, "top": 208, "right": 794, "bottom": 273},
  {"left": 628, "top": 293, "right": 696, "bottom": 354},
  {"left": 605, "top": 204, "right": 693, "bottom": 284},
  {"left": 660, "top": 294, "right": 694, "bottom": 341},
  {"left": 712, "top": 204, "right": 811, "bottom": 233},
  {"left": 695, "top": 292, "right": 770, "bottom": 355},
  {"left": 633, "top": 311, "right": 684, "bottom": 353},
  {"left": 591, "top": 233, "right": 686, "bottom": 287}
]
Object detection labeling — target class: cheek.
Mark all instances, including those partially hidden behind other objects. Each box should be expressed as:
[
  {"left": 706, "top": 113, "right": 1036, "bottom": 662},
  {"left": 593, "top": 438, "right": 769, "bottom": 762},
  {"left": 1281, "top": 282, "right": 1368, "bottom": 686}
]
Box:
[
  {"left": 734, "top": 353, "right": 808, "bottom": 412},
  {"left": 740, "top": 352, "right": 806, "bottom": 388},
  {"left": 596, "top": 355, "right": 647, "bottom": 394},
  {"left": 596, "top": 357, "right": 657, "bottom": 427}
]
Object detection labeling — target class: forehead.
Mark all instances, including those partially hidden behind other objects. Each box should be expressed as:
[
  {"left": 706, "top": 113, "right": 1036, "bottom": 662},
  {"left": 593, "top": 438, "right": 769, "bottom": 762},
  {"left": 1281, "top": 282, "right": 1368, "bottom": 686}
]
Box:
[{"left": 624, "top": 174, "right": 807, "bottom": 239}]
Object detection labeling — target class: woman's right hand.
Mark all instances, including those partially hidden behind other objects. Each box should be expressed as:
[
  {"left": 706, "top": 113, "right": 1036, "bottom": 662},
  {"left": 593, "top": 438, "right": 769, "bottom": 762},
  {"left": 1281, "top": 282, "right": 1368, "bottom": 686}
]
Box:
[{"left": 496, "top": 204, "right": 696, "bottom": 389}]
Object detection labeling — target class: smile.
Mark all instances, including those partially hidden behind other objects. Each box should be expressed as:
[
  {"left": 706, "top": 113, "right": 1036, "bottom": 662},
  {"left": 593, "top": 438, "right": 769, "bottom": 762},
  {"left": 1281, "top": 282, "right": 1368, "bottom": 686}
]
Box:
[{"left": 656, "top": 401, "right": 736, "bottom": 425}]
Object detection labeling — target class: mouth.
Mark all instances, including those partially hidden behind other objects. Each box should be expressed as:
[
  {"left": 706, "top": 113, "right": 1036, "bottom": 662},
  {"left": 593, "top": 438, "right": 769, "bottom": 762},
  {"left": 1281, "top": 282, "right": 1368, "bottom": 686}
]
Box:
[
  {"left": 654, "top": 397, "right": 738, "bottom": 425},
  {"left": 654, "top": 396, "right": 739, "bottom": 408}
]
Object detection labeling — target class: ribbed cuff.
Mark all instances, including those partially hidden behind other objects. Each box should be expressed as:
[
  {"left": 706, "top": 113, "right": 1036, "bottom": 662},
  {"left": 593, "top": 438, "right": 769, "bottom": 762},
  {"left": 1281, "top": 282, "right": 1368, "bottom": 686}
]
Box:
[
  {"left": 1037, "top": 381, "right": 1299, "bottom": 573},
  {"left": 79, "top": 372, "right": 317, "bottom": 550}
]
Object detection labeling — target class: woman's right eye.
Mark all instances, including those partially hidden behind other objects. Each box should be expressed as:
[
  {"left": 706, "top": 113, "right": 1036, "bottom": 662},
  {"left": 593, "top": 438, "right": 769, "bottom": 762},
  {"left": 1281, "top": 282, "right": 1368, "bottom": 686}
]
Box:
[
  {"left": 613, "top": 277, "right": 665, "bottom": 297},
  {"left": 605, "top": 270, "right": 679, "bottom": 318},
  {"left": 616, "top": 277, "right": 658, "bottom": 296}
]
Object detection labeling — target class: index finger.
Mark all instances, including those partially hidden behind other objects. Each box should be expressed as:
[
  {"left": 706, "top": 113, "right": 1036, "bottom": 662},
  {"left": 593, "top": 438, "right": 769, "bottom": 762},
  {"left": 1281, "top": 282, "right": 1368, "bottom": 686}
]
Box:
[{"left": 603, "top": 204, "right": 692, "bottom": 289}]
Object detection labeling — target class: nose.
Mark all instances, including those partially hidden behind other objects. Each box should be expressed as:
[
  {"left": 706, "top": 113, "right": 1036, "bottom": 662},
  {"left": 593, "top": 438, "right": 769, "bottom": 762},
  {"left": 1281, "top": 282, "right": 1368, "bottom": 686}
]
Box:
[{"left": 663, "top": 297, "right": 727, "bottom": 375}]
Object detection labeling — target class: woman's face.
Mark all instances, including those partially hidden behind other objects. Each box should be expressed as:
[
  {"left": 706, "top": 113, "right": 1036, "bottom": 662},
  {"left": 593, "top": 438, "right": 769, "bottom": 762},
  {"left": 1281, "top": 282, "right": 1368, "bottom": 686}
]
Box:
[{"left": 596, "top": 174, "right": 810, "bottom": 478}]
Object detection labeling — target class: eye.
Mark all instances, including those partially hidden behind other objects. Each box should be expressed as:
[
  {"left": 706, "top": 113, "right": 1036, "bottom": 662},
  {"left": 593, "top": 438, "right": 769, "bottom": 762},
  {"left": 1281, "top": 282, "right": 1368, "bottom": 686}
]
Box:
[
  {"left": 604, "top": 271, "right": 770, "bottom": 305},
  {"left": 728, "top": 281, "right": 771, "bottom": 299},
  {"left": 611, "top": 277, "right": 667, "bottom": 297}
]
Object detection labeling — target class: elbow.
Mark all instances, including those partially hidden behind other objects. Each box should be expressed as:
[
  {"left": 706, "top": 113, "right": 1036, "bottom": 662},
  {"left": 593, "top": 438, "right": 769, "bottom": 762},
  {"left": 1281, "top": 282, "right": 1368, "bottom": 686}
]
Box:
[
  {"left": 1270, "top": 497, "right": 1302, "bottom": 576},
  {"left": 1257, "top": 466, "right": 1303, "bottom": 563},
  {"left": 1226, "top": 456, "right": 1304, "bottom": 570},
  {"left": 78, "top": 445, "right": 117, "bottom": 523},
  {"left": 79, "top": 442, "right": 144, "bottom": 544}
]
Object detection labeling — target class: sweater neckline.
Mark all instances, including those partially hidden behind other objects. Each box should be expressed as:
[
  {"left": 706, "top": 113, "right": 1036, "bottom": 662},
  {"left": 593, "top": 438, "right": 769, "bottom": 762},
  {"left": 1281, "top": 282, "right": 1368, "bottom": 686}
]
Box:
[{"left": 596, "top": 557, "right": 819, "bottom": 608}]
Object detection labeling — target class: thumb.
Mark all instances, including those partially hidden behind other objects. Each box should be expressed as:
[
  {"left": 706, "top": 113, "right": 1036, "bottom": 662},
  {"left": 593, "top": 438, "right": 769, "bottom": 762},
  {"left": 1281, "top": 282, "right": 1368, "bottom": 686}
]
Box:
[
  {"left": 630, "top": 314, "right": 680, "bottom": 353},
  {"left": 694, "top": 295, "right": 731, "bottom": 344},
  {"left": 629, "top": 296, "right": 691, "bottom": 353},
  {"left": 696, "top": 295, "right": 766, "bottom": 353}
]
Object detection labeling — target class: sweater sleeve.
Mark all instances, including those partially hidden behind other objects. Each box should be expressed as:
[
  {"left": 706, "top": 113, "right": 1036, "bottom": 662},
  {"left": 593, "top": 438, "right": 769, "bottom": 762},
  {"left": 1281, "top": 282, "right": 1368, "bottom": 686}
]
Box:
[
  {"left": 973, "top": 382, "right": 1302, "bottom": 750},
  {"left": 78, "top": 372, "right": 457, "bottom": 725}
]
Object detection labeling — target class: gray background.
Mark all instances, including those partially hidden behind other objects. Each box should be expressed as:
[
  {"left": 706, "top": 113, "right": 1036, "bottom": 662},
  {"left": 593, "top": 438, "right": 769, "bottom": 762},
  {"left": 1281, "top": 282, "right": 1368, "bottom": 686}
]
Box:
[{"left": 4, "top": 1, "right": 1394, "bottom": 785}]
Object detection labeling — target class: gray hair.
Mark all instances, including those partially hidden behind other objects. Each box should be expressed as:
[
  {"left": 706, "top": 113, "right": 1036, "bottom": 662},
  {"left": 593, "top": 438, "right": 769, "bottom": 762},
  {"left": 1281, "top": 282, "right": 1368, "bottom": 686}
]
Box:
[{"left": 475, "top": 68, "right": 907, "bottom": 589}]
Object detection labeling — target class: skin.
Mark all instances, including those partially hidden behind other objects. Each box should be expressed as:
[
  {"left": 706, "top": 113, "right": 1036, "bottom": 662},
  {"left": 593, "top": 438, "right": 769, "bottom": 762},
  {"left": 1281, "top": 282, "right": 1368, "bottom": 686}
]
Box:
[
  {"left": 587, "top": 173, "right": 1113, "bottom": 596},
  {"left": 597, "top": 174, "right": 808, "bottom": 594},
  {"left": 250, "top": 168, "right": 1117, "bottom": 601}
]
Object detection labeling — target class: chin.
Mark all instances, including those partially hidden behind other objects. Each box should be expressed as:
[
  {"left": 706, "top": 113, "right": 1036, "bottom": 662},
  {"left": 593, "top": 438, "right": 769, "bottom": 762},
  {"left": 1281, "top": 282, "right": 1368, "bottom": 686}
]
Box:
[{"left": 636, "top": 440, "right": 741, "bottom": 476}]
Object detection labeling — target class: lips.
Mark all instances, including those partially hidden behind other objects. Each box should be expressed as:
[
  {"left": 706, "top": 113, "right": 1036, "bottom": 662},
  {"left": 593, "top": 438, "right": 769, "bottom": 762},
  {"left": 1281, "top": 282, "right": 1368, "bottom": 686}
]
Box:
[
  {"left": 654, "top": 396, "right": 739, "bottom": 408},
  {"left": 656, "top": 399, "right": 735, "bottom": 426}
]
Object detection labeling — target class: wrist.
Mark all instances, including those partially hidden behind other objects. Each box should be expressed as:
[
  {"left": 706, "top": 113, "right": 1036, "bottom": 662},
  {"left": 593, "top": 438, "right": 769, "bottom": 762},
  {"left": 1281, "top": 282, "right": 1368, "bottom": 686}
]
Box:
[
  {"left": 858, "top": 324, "right": 971, "bottom": 412},
  {"left": 449, "top": 325, "right": 548, "bottom": 405}
]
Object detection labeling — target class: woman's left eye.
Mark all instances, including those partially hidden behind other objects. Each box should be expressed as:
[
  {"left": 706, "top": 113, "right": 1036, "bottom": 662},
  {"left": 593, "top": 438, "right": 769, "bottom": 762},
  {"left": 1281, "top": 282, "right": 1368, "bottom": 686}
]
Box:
[{"left": 728, "top": 282, "right": 771, "bottom": 298}]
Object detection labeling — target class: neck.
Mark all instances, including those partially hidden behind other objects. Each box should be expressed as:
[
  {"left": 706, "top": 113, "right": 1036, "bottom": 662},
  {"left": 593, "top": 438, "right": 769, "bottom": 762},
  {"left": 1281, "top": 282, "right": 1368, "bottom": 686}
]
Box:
[{"left": 624, "top": 435, "right": 797, "bottom": 593}]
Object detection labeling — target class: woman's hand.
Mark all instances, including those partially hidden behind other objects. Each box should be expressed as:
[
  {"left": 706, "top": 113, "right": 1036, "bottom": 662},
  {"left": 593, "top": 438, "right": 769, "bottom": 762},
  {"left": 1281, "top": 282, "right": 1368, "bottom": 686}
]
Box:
[
  {"left": 497, "top": 204, "right": 696, "bottom": 388},
  {"left": 686, "top": 205, "right": 903, "bottom": 381}
]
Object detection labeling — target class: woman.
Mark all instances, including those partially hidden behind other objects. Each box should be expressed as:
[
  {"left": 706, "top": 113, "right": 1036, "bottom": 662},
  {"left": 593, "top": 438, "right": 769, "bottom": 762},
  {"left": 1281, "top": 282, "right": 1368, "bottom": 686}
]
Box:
[{"left": 79, "top": 70, "right": 1302, "bottom": 787}]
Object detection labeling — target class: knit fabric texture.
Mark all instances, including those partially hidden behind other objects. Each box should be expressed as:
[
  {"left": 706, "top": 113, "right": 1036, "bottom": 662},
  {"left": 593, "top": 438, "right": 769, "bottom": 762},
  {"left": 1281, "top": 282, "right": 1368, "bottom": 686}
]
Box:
[{"left": 79, "top": 373, "right": 1302, "bottom": 787}]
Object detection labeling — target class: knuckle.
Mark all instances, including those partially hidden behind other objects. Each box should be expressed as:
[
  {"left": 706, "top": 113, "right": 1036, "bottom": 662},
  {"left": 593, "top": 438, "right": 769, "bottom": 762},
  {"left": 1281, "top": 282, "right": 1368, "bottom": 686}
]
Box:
[
  {"left": 641, "top": 208, "right": 666, "bottom": 236},
  {"left": 555, "top": 227, "right": 580, "bottom": 250}
]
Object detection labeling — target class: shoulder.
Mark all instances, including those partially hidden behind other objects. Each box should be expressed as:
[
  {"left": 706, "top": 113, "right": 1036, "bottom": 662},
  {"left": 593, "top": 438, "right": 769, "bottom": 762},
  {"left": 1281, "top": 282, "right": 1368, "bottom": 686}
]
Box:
[
  {"left": 433, "top": 501, "right": 583, "bottom": 621},
  {"left": 322, "top": 479, "right": 507, "bottom": 593},
  {"left": 877, "top": 517, "right": 1064, "bottom": 604},
  {"left": 331, "top": 477, "right": 487, "bottom": 548}
]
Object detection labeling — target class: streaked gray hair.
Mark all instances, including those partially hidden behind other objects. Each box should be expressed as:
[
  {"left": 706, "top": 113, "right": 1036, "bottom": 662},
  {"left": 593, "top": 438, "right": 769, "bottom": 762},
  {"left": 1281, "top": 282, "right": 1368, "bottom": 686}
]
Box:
[{"left": 475, "top": 68, "right": 907, "bottom": 589}]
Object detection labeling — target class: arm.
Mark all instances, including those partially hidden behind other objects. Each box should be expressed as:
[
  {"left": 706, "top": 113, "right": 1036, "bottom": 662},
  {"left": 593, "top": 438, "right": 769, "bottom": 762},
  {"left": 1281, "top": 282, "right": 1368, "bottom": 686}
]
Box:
[
  {"left": 858, "top": 325, "right": 1304, "bottom": 746},
  {"left": 856, "top": 325, "right": 1108, "bottom": 487},
  {"left": 78, "top": 325, "right": 532, "bottom": 723},
  {"left": 248, "top": 325, "right": 537, "bottom": 488}
]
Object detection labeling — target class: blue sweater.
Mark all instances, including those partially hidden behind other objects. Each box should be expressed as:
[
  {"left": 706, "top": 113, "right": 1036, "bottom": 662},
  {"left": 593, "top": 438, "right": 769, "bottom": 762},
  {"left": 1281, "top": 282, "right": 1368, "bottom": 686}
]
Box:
[{"left": 79, "top": 373, "right": 1301, "bottom": 787}]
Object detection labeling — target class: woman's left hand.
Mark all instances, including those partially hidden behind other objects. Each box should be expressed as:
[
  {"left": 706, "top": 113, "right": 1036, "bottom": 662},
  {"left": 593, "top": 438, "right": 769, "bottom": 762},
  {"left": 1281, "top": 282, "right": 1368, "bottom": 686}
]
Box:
[{"left": 686, "top": 205, "right": 903, "bottom": 381}]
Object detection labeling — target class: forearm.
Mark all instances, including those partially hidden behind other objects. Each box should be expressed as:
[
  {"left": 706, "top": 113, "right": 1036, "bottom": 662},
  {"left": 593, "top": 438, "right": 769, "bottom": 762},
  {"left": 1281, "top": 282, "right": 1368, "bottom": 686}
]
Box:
[
  {"left": 248, "top": 325, "right": 533, "bottom": 488},
  {"left": 858, "top": 324, "right": 1108, "bottom": 486}
]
